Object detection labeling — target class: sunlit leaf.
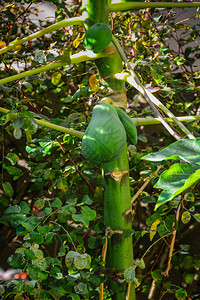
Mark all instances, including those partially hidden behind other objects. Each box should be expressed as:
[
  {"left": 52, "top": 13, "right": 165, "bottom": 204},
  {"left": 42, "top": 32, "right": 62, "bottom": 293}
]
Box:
[
  {"left": 150, "top": 219, "right": 160, "bottom": 241},
  {"left": 89, "top": 74, "right": 98, "bottom": 91},
  {"left": 73, "top": 33, "right": 84, "bottom": 48},
  {"left": 51, "top": 72, "right": 62, "bottom": 85},
  {"left": 181, "top": 211, "right": 191, "bottom": 224}
]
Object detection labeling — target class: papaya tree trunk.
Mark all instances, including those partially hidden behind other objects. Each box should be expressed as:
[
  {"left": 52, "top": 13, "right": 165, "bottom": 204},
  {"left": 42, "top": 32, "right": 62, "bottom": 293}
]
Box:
[{"left": 82, "top": 1, "right": 136, "bottom": 299}]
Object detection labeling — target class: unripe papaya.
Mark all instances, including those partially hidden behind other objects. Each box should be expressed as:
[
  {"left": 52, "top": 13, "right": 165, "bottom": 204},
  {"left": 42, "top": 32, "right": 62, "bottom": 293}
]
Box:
[
  {"left": 115, "top": 107, "right": 137, "bottom": 145},
  {"left": 82, "top": 104, "right": 126, "bottom": 163},
  {"left": 84, "top": 23, "right": 112, "bottom": 53}
]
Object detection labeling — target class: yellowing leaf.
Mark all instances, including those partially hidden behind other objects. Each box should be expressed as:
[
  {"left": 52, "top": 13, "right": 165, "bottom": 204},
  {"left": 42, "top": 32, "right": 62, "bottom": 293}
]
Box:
[
  {"left": 13, "top": 44, "right": 22, "bottom": 52},
  {"left": 89, "top": 74, "right": 98, "bottom": 91},
  {"left": 73, "top": 33, "right": 85, "bottom": 48},
  {"left": 150, "top": 219, "right": 160, "bottom": 241},
  {"left": 181, "top": 211, "right": 191, "bottom": 224},
  {"left": 0, "top": 41, "right": 6, "bottom": 49},
  {"left": 51, "top": 72, "right": 62, "bottom": 85}
]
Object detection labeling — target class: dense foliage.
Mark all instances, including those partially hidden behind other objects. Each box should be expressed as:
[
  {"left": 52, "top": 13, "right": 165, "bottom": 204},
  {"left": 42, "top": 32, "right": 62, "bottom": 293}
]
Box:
[{"left": 0, "top": 1, "right": 200, "bottom": 299}]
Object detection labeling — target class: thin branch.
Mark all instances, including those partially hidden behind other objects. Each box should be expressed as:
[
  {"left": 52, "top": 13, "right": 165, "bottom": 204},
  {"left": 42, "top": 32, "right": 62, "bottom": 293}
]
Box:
[
  {"left": 0, "top": 17, "right": 85, "bottom": 55},
  {"left": 0, "top": 51, "right": 107, "bottom": 85},
  {"left": 163, "top": 197, "right": 182, "bottom": 277},
  {"left": 99, "top": 236, "right": 108, "bottom": 300},
  {"left": 110, "top": 2, "right": 200, "bottom": 12},
  {"left": 1, "top": 107, "right": 199, "bottom": 137},
  {"left": 111, "top": 36, "right": 182, "bottom": 140},
  {"left": 133, "top": 115, "right": 200, "bottom": 126},
  {"left": 115, "top": 72, "right": 195, "bottom": 139}
]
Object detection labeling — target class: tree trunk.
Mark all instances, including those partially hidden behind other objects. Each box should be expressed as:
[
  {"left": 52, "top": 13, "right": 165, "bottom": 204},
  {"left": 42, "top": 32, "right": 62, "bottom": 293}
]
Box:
[{"left": 82, "top": 1, "right": 136, "bottom": 299}]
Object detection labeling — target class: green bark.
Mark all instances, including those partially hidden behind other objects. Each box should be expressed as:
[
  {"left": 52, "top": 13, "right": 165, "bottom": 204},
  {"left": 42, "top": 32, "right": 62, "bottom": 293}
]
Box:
[
  {"left": 82, "top": 1, "right": 136, "bottom": 299},
  {"left": 102, "top": 147, "right": 135, "bottom": 299},
  {"left": 82, "top": 0, "right": 126, "bottom": 104}
]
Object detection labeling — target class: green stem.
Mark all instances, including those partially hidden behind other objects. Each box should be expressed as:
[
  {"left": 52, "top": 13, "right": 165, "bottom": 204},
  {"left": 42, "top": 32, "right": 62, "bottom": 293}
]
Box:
[
  {"left": 110, "top": 1, "right": 200, "bottom": 12},
  {"left": 102, "top": 147, "right": 135, "bottom": 300},
  {"left": 133, "top": 115, "right": 200, "bottom": 126},
  {"left": 0, "top": 107, "right": 84, "bottom": 138},
  {"left": 1, "top": 106, "right": 198, "bottom": 135},
  {"left": 0, "top": 51, "right": 107, "bottom": 85},
  {"left": 0, "top": 17, "right": 84, "bottom": 55}
]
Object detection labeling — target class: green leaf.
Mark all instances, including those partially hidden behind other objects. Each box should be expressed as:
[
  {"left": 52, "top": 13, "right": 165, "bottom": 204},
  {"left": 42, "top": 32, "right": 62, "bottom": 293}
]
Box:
[
  {"left": 154, "top": 164, "right": 200, "bottom": 209},
  {"left": 74, "top": 282, "right": 88, "bottom": 295},
  {"left": 74, "top": 253, "right": 91, "bottom": 270},
  {"left": 65, "top": 251, "right": 79, "bottom": 269},
  {"left": 5, "top": 166, "right": 22, "bottom": 177},
  {"left": 6, "top": 153, "right": 19, "bottom": 165},
  {"left": 175, "top": 288, "right": 187, "bottom": 300},
  {"left": 22, "top": 221, "right": 35, "bottom": 232},
  {"left": 143, "top": 138, "right": 200, "bottom": 165},
  {"left": 81, "top": 206, "right": 96, "bottom": 221},
  {"left": 22, "top": 82, "right": 33, "bottom": 92},
  {"left": 68, "top": 294, "right": 80, "bottom": 300},
  {"left": 49, "top": 287, "right": 66, "bottom": 299},
  {"left": 19, "top": 201, "right": 30, "bottom": 213},
  {"left": 12, "top": 118, "right": 24, "bottom": 128},
  {"left": 30, "top": 232, "right": 44, "bottom": 244},
  {"left": 184, "top": 273, "right": 194, "bottom": 284},
  {"left": 151, "top": 269, "right": 163, "bottom": 281},
  {"left": 37, "top": 225, "right": 50, "bottom": 234},
  {"left": 72, "top": 214, "right": 89, "bottom": 228},
  {"left": 193, "top": 213, "right": 200, "bottom": 222},
  {"left": 51, "top": 197, "right": 63, "bottom": 208},
  {"left": 2, "top": 182, "right": 14, "bottom": 197},
  {"left": 24, "top": 249, "right": 36, "bottom": 260},
  {"left": 135, "top": 258, "right": 145, "bottom": 269},
  {"left": 124, "top": 266, "right": 136, "bottom": 283},
  {"left": 180, "top": 244, "right": 190, "bottom": 251}
]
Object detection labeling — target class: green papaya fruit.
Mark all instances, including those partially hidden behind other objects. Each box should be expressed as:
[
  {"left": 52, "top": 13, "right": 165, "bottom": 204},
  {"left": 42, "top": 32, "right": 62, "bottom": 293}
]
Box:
[
  {"left": 82, "top": 104, "right": 126, "bottom": 163},
  {"left": 115, "top": 106, "right": 137, "bottom": 145},
  {"left": 84, "top": 23, "right": 112, "bottom": 53}
]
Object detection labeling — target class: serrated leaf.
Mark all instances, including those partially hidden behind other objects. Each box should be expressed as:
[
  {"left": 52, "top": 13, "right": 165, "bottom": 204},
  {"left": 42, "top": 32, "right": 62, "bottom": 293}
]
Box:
[{"left": 3, "top": 182, "right": 14, "bottom": 197}]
